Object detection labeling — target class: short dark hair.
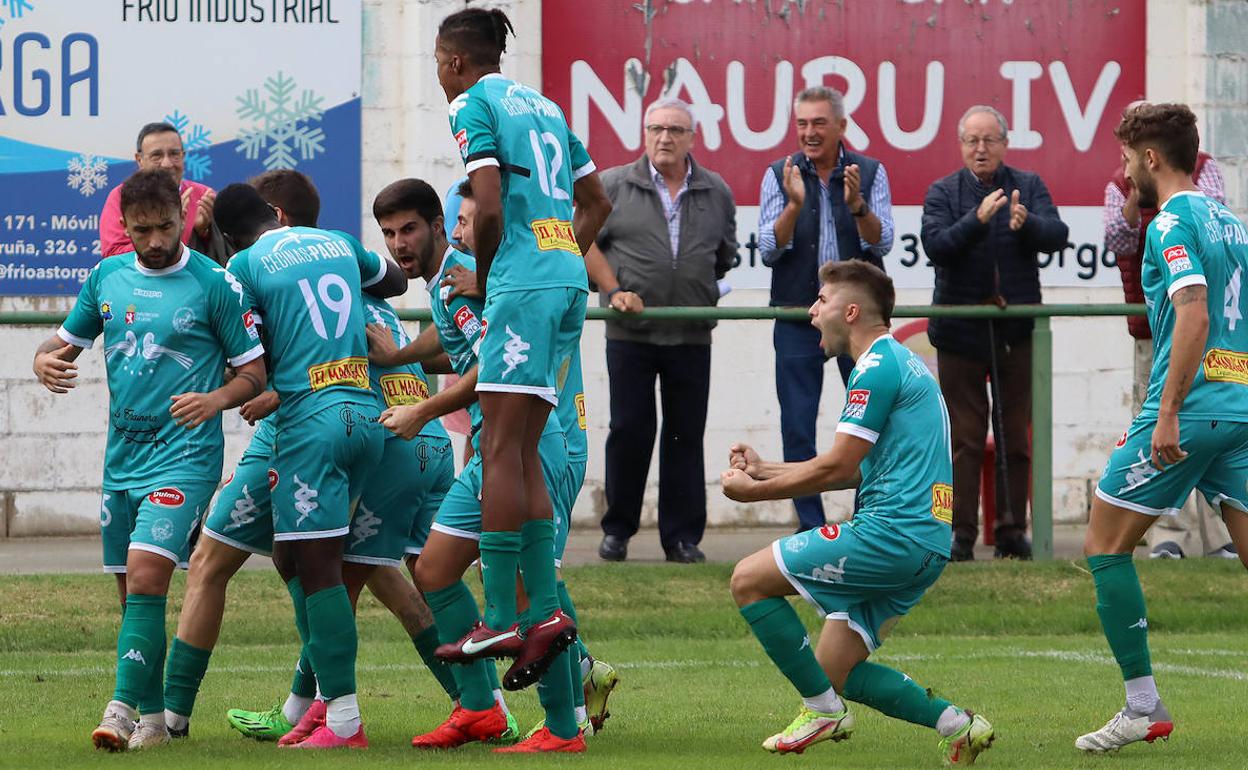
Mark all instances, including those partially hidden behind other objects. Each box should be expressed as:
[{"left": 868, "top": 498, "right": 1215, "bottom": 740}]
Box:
[
  {"left": 818, "top": 260, "right": 896, "bottom": 325},
  {"left": 135, "top": 122, "right": 180, "bottom": 153},
  {"left": 214, "top": 183, "right": 277, "bottom": 242},
  {"left": 1114, "top": 103, "right": 1199, "bottom": 175},
  {"left": 250, "top": 169, "right": 320, "bottom": 227},
  {"left": 456, "top": 179, "right": 473, "bottom": 200},
  {"left": 119, "top": 169, "right": 181, "bottom": 218},
  {"left": 372, "top": 178, "right": 443, "bottom": 228},
  {"left": 438, "top": 8, "right": 514, "bottom": 67}
]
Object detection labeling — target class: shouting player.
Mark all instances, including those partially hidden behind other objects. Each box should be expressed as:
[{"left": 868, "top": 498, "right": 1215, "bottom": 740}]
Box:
[
  {"left": 32, "top": 170, "right": 266, "bottom": 751},
  {"left": 722, "top": 261, "right": 994, "bottom": 764},
  {"left": 431, "top": 7, "right": 612, "bottom": 699},
  {"left": 1077, "top": 103, "right": 1248, "bottom": 753}
]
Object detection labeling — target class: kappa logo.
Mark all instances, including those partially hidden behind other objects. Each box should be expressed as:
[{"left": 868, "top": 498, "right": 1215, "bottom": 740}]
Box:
[
  {"left": 148, "top": 487, "right": 185, "bottom": 507},
  {"left": 350, "top": 503, "right": 382, "bottom": 547},
  {"left": 1128, "top": 617, "right": 1149, "bottom": 630},
  {"left": 1162, "top": 244, "right": 1192, "bottom": 275},
  {"left": 225, "top": 486, "right": 259, "bottom": 531},
  {"left": 150, "top": 518, "right": 175, "bottom": 543},
  {"left": 293, "top": 475, "right": 319, "bottom": 526},
  {"left": 213, "top": 267, "right": 246, "bottom": 304},
  {"left": 1118, "top": 450, "right": 1161, "bottom": 495},
  {"left": 502, "top": 325, "right": 530, "bottom": 375},
  {"left": 1153, "top": 210, "right": 1179, "bottom": 242},
  {"left": 799, "top": 635, "right": 811, "bottom": 651},
  {"left": 448, "top": 93, "right": 470, "bottom": 118},
  {"left": 854, "top": 352, "right": 883, "bottom": 375},
  {"left": 122, "top": 649, "right": 147, "bottom": 666},
  {"left": 811, "top": 556, "right": 848, "bottom": 584}
]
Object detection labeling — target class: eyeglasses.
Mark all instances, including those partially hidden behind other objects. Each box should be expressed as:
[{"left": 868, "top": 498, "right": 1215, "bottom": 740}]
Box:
[
  {"left": 960, "top": 136, "right": 1006, "bottom": 148},
  {"left": 143, "top": 149, "right": 184, "bottom": 162},
  {"left": 645, "top": 124, "right": 692, "bottom": 138}
]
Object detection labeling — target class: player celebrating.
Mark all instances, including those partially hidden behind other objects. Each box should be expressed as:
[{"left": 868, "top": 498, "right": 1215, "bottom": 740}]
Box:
[
  {"left": 432, "top": 7, "right": 612, "bottom": 695},
  {"left": 722, "top": 261, "right": 994, "bottom": 764},
  {"left": 1077, "top": 103, "right": 1248, "bottom": 753},
  {"left": 32, "top": 170, "right": 266, "bottom": 752},
  {"left": 212, "top": 183, "right": 406, "bottom": 749}
]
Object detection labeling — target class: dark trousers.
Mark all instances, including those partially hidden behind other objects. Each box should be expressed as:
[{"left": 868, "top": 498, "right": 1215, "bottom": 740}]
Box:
[
  {"left": 936, "top": 338, "right": 1032, "bottom": 545},
  {"left": 773, "top": 320, "right": 854, "bottom": 531},
  {"left": 602, "top": 339, "right": 711, "bottom": 548}
]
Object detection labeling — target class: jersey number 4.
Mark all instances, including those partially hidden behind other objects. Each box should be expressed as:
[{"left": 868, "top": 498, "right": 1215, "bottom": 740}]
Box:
[{"left": 298, "top": 275, "right": 353, "bottom": 340}]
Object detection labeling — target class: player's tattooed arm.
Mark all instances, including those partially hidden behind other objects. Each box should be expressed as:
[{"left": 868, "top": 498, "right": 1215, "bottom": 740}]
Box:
[
  {"left": 1153, "top": 283, "right": 1209, "bottom": 466},
  {"left": 572, "top": 171, "right": 612, "bottom": 258},
  {"left": 33, "top": 334, "right": 83, "bottom": 394},
  {"left": 169, "top": 357, "right": 267, "bottom": 429}
]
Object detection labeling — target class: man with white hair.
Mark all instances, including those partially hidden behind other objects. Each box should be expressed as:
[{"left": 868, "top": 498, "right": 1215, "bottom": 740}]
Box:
[
  {"left": 587, "top": 97, "right": 738, "bottom": 564},
  {"left": 920, "top": 105, "right": 1069, "bottom": 561},
  {"left": 758, "top": 86, "right": 895, "bottom": 534}
]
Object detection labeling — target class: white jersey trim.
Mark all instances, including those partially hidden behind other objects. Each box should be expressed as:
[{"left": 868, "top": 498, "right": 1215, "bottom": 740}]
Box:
[
  {"left": 836, "top": 422, "right": 880, "bottom": 444},
  {"left": 827, "top": 611, "right": 878, "bottom": 653},
  {"left": 476, "top": 382, "right": 558, "bottom": 406},
  {"left": 1167, "top": 274, "right": 1207, "bottom": 298},
  {"left": 134, "top": 244, "right": 190, "bottom": 277},
  {"left": 572, "top": 160, "right": 597, "bottom": 181},
  {"left": 273, "top": 526, "right": 350, "bottom": 542},
  {"left": 228, "top": 344, "right": 265, "bottom": 368},
  {"left": 361, "top": 255, "right": 392, "bottom": 289},
  {"left": 1094, "top": 487, "right": 1181, "bottom": 518},
  {"left": 128, "top": 541, "right": 182, "bottom": 565},
  {"left": 430, "top": 522, "right": 481, "bottom": 542},
  {"left": 465, "top": 157, "right": 501, "bottom": 174},
  {"left": 57, "top": 326, "right": 95, "bottom": 349},
  {"left": 342, "top": 553, "right": 402, "bottom": 568},
  {"left": 201, "top": 527, "right": 272, "bottom": 557}
]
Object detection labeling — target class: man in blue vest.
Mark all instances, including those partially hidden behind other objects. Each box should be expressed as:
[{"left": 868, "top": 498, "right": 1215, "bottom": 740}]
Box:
[{"left": 758, "top": 86, "right": 895, "bottom": 532}]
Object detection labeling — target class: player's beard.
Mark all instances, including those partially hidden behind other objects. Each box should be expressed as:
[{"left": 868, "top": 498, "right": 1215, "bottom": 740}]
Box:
[
  {"left": 137, "top": 243, "right": 180, "bottom": 270},
  {"left": 1134, "top": 170, "right": 1159, "bottom": 209}
]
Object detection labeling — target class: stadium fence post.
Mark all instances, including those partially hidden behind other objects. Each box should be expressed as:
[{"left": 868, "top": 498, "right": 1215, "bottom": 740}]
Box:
[{"left": 1030, "top": 315, "right": 1054, "bottom": 560}]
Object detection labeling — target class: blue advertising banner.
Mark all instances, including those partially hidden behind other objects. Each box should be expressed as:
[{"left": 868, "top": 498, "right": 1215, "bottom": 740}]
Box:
[{"left": 0, "top": 0, "right": 362, "bottom": 295}]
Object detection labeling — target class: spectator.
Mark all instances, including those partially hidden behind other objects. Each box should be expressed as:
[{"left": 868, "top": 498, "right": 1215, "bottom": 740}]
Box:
[
  {"left": 921, "top": 105, "right": 1069, "bottom": 561},
  {"left": 757, "top": 86, "right": 894, "bottom": 532},
  {"left": 587, "top": 97, "right": 737, "bottom": 564},
  {"left": 98, "top": 122, "right": 227, "bottom": 263},
  {"left": 1103, "top": 107, "right": 1235, "bottom": 559}
]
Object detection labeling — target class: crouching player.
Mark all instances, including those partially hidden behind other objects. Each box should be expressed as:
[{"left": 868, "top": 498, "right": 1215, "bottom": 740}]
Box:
[
  {"left": 32, "top": 170, "right": 266, "bottom": 751},
  {"left": 722, "top": 261, "right": 994, "bottom": 764}
]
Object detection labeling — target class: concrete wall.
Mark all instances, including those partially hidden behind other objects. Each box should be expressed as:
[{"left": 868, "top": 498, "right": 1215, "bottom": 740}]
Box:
[{"left": 3, "top": 0, "right": 1246, "bottom": 536}]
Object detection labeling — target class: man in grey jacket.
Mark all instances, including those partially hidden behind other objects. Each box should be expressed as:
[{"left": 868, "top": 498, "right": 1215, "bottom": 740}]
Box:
[{"left": 586, "top": 97, "right": 737, "bottom": 564}]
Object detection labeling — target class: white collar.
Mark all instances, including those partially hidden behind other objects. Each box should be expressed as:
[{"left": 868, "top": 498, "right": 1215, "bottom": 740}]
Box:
[
  {"left": 429, "top": 245, "right": 457, "bottom": 295},
  {"left": 1160, "top": 189, "right": 1205, "bottom": 210},
  {"left": 134, "top": 243, "right": 189, "bottom": 276},
  {"left": 479, "top": 72, "right": 507, "bottom": 82},
  {"left": 854, "top": 333, "right": 894, "bottom": 365}
]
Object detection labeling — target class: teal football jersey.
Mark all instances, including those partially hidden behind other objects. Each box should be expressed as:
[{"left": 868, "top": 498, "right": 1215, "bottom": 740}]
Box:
[
  {"left": 1140, "top": 191, "right": 1248, "bottom": 420},
  {"left": 227, "top": 226, "right": 386, "bottom": 421},
  {"left": 361, "top": 293, "right": 448, "bottom": 441},
  {"left": 836, "top": 335, "right": 953, "bottom": 557},
  {"left": 449, "top": 73, "right": 594, "bottom": 294},
  {"left": 59, "top": 248, "right": 263, "bottom": 489}
]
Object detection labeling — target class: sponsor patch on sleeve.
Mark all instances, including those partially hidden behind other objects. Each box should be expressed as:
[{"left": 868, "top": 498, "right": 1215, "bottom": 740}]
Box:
[
  {"left": 453, "top": 305, "right": 483, "bottom": 341},
  {"left": 843, "top": 389, "right": 870, "bottom": 420},
  {"left": 931, "top": 483, "right": 953, "bottom": 524},
  {"left": 454, "top": 129, "right": 469, "bottom": 160},
  {"left": 243, "top": 310, "right": 258, "bottom": 340},
  {"left": 1162, "top": 244, "right": 1193, "bottom": 275}
]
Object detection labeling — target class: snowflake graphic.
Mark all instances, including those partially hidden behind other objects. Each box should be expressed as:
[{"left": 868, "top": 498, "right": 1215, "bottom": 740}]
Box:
[
  {"left": 0, "top": 0, "right": 35, "bottom": 28},
  {"left": 67, "top": 153, "right": 108, "bottom": 197},
  {"left": 235, "top": 71, "right": 326, "bottom": 171},
  {"left": 165, "top": 110, "right": 213, "bottom": 180}
]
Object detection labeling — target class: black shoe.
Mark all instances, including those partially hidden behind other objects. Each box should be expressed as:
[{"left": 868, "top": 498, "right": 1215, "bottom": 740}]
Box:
[
  {"left": 664, "top": 541, "right": 706, "bottom": 563},
  {"left": 994, "top": 533, "right": 1033, "bottom": 560},
  {"left": 950, "top": 538, "right": 975, "bottom": 562},
  {"left": 598, "top": 534, "right": 628, "bottom": 562}
]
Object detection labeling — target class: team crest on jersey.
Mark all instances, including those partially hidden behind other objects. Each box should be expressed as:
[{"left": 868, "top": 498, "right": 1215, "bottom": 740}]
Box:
[
  {"left": 172, "top": 307, "right": 196, "bottom": 333},
  {"left": 150, "top": 517, "right": 175, "bottom": 543},
  {"left": 125, "top": 304, "right": 137, "bottom": 325},
  {"left": 453, "top": 305, "right": 482, "bottom": 340},
  {"left": 100, "top": 301, "right": 113, "bottom": 321},
  {"left": 530, "top": 218, "right": 578, "bottom": 252},
  {"left": 817, "top": 523, "right": 841, "bottom": 541},
  {"left": 931, "top": 483, "right": 953, "bottom": 524},
  {"left": 1162, "top": 244, "right": 1192, "bottom": 275},
  {"left": 843, "top": 389, "right": 870, "bottom": 420},
  {"left": 1203, "top": 348, "right": 1248, "bottom": 385},
  {"left": 454, "top": 129, "right": 469, "bottom": 160},
  {"left": 148, "top": 487, "right": 186, "bottom": 507}
]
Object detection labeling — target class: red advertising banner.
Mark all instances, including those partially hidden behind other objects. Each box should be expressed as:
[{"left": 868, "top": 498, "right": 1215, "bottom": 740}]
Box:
[{"left": 541, "top": 0, "right": 1145, "bottom": 207}]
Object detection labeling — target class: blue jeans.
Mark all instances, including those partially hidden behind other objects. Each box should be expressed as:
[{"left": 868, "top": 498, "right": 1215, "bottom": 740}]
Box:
[{"left": 773, "top": 320, "right": 854, "bottom": 531}]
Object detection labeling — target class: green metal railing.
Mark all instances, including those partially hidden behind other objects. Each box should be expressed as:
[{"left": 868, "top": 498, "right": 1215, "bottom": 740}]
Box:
[{"left": 2, "top": 303, "right": 1146, "bottom": 560}]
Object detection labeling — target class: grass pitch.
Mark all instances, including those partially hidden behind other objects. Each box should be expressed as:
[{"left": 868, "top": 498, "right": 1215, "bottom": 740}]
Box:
[{"left": 1, "top": 559, "right": 1246, "bottom": 768}]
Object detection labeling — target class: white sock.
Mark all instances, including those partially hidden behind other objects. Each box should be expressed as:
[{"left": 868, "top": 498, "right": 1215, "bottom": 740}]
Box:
[
  {"left": 283, "top": 693, "right": 314, "bottom": 725},
  {"left": 105, "top": 700, "right": 137, "bottom": 721},
  {"left": 138, "top": 712, "right": 165, "bottom": 727},
  {"left": 574, "top": 705, "right": 588, "bottom": 724},
  {"left": 580, "top": 656, "right": 593, "bottom": 679},
  {"left": 936, "top": 706, "right": 970, "bottom": 738},
  {"left": 325, "top": 693, "right": 361, "bottom": 738},
  {"left": 802, "top": 686, "right": 844, "bottom": 715},
  {"left": 1125, "top": 675, "right": 1160, "bottom": 715},
  {"left": 493, "top": 689, "right": 510, "bottom": 716},
  {"left": 164, "top": 710, "right": 189, "bottom": 732}
]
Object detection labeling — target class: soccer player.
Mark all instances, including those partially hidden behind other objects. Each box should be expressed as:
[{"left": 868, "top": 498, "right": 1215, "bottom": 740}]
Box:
[
  {"left": 32, "top": 169, "right": 266, "bottom": 752},
  {"left": 163, "top": 172, "right": 459, "bottom": 742},
  {"left": 432, "top": 7, "right": 612, "bottom": 688},
  {"left": 212, "top": 183, "right": 406, "bottom": 749},
  {"left": 722, "top": 261, "right": 995, "bottom": 763},
  {"left": 1077, "top": 103, "right": 1248, "bottom": 753}
]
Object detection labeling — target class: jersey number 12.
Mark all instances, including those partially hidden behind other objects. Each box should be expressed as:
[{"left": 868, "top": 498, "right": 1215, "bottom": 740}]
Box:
[{"left": 529, "top": 130, "right": 570, "bottom": 201}]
